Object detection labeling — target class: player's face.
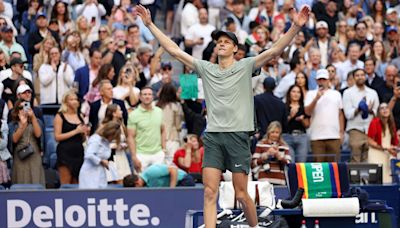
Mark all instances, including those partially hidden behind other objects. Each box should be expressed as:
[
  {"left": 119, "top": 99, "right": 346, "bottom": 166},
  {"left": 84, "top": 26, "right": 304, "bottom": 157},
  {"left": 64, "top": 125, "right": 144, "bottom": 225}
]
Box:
[{"left": 216, "top": 36, "right": 237, "bottom": 57}]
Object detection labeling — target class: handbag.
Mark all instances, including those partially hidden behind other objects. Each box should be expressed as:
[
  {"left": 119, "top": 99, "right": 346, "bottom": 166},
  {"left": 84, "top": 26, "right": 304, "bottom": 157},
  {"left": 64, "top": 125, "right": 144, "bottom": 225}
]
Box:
[
  {"left": 17, "top": 144, "right": 34, "bottom": 160},
  {"left": 218, "top": 181, "right": 276, "bottom": 210}
]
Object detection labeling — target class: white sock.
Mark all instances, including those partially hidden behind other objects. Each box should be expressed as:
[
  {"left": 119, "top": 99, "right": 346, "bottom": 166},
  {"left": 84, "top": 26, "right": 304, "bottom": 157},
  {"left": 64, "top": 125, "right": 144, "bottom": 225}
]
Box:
[{"left": 249, "top": 225, "right": 259, "bottom": 228}]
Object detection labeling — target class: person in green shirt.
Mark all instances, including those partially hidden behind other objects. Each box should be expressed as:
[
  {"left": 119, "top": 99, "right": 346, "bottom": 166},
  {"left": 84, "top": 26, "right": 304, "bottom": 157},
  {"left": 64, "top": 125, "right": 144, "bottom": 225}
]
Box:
[{"left": 136, "top": 4, "right": 310, "bottom": 227}]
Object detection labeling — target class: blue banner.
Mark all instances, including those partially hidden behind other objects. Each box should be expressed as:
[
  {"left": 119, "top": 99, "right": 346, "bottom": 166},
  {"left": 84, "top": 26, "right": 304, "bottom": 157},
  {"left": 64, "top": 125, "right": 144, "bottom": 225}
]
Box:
[{"left": 0, "top": 188, "right": 204, "bottom": 228}]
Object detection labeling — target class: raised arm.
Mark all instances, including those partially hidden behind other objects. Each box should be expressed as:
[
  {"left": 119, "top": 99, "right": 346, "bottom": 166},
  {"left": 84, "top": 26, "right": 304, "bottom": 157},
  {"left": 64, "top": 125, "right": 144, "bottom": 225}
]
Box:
[
  {"left": 254, "top": 5, "right": 310, "bottom": 68},
  {"left": 136, "top": 5, "right": 195, "bottom": 70}
]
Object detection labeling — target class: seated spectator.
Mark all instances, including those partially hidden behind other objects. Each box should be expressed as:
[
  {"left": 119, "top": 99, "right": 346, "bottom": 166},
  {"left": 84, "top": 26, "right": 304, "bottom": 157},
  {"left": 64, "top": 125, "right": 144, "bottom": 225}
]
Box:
[
  {"left": 9, "top": 99, "right": 45, "bottom": 185},
  {"left": 123, "top": 163, "right": 195, "bottom": 188},
  {"left": 88, "top": 80, "right": 127, "bottom": 134},
  {"left": 112, "top": 65, "right": 140, "bottom": 111},
  {"left": 367, "top": 103, "right": 398, "bottom": 184},
  {"left": 79, "top": 121, "right": 121, "bottom": 189},
  {"left": 54, "top": 91, "right": 88, "bottom": 185},
  {"left": 173, "top": 134, "right": 204, "bottom": 177},
  {"left": 38, "top": 46, "right": 74, "bottom": 105},
  {"left": 251, "top": 121, "right": 291, "bottom": 185},
  {"left": 101, "top": 104, "right": 141, "bottom": 184},
  {"left": 0, "top": 119, "right": 10, "bottom": 185}
]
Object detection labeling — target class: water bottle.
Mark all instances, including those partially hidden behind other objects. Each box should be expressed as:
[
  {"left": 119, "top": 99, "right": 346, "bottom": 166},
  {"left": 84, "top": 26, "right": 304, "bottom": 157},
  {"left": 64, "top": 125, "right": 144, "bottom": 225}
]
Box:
[
  {"left": 300, "top": 219, "right": 307, "bottom": 228},
  {"left": 314, "top": 220, "right": 320, "bottom": 228}
]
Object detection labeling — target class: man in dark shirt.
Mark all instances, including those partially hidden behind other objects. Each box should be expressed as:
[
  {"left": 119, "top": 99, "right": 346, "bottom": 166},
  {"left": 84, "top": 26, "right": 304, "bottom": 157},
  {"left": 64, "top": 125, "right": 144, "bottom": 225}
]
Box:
[
  {"left": 364, "top": 58, "right": 385, "bottom": 100},
  {"left": 254, "top": 77, "right": 287, "bottom": 139}
]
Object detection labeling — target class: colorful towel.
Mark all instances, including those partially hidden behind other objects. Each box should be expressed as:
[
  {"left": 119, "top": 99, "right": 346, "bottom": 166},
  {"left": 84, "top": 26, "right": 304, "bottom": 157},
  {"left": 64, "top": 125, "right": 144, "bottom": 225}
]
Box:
[{"left": 295, "top": 163, "right": 342, "bottom": 199}]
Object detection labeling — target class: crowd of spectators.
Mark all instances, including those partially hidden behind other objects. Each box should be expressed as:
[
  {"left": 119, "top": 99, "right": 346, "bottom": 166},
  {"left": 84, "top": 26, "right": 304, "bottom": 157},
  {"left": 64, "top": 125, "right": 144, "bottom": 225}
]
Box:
[{"left": 0, "top": 0, "right": 399, "bottom": 188}]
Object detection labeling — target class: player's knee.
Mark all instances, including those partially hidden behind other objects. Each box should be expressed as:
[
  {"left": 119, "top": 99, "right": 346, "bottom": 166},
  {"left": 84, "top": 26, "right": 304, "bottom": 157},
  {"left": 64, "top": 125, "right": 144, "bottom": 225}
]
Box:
[{"left": 204, "top": 185, "right": 218, "bottom": 202}]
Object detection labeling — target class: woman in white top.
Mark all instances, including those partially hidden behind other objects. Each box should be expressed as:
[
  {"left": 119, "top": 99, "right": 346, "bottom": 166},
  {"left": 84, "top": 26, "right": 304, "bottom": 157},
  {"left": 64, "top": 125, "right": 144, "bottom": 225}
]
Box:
[
  {"left": 38, "top": 46, "right": 74, "bottom": 105},
  {"left": 62, "top": 33, "right": 86, "bottom": 72},
  {"left": 113, "top": 65, "right": 140, "bottom": 111},
  {"left": 76, "top": 15, "right": 98, "bottom": 49},
  {"left": 75, "top": 0, "right": 106, "bottom": 33}
]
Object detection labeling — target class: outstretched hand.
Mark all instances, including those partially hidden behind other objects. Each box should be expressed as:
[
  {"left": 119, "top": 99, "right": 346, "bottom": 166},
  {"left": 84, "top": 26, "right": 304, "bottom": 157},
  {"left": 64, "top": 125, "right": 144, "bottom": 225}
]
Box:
[
  {"left": 136, "top": 4, "right": 152, "bottom": 26},
  {"left": 291, "top": 5, "right": 311, "bottom": 27}
]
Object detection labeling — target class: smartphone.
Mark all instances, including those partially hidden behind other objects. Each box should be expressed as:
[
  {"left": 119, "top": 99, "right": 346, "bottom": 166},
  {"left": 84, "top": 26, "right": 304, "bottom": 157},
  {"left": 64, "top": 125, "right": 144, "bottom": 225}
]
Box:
[
  {"left": 91, "top": 16, "right": 96, "bottom": 24},
  {"left": 397, "top": 81, "right": 400, "bottom": 88},
  {"left": 23, "top": 102, "right": 30, "bottom": 112}
]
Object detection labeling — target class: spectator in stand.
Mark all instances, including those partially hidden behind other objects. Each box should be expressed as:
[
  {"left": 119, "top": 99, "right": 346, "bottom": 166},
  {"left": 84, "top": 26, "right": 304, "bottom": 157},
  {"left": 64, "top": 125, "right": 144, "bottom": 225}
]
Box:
[
  {"left": 255, "top": 77, "right": 287, "bottom": 139},
  {"left": 38, "top": 46, "right": 74, "bottom": 105},
  {"left": 76, "top": 16, "right": 98, "bottom": 49},
  {"left": 326, "top": 64, "right": 340, "bottom": 90},
  {"left": 151, "top": 62, "right": 180, "bottom": 99},
  {"left": 88, "top": 80, "right": 127, "bottom": 134},
  {"left": 50, "top": 0, "right": 73, "bottom": 40},
  {"left": 310, "top": 21, "right": 333, "bottom": 68},
  {"left": 283, "top": 85, "right": 310, "bottom": 162},
  {"left": 364, "top": 58, "right": 385, "bottom": 100},
  {"left": 0, "top": 49, "right": 7, "bottom": 71},
  {"left": 343, "top": 68, "right": 380, "bottom": 163},
  {"left": 388, "top": 76, "right": 400, "bottom": 130},
  {"left": 0, "top": 52, "right": 33, "bottom": 83},
  {"left": 21, "top": 0, "right": 46, "bottom": 38},
  {"left": 0, "top": 119, "right": 10, "bottom": 185},
  {"left": 128, "top": 87, "right": 166, "bottom": 170},
  {"left": 156, "top": 83, "right": 184, "bottom": 164},
  {"left": 173, "top": 134, "right": 204, "bottom": 175},
  {"left": 1, "top": 58, "right": 34, "bottom": 109},
  {"left": 10, "top": 84, "right": 43, "bottom": 123},
  {"left": 384, "top": 25, "right": 399, "bottom": 60},
  {"left": 54, "top": 91, "right": 88, "bottom": 184},
  {"left": 123, "top": 163, "right": 195, "bottom": 188},
  {"left": 337, "top": 43, "right": 364, "bottom": 88},
  {"left": 305, "top": 69, "right": 344, "bottom": 162},
  {"left": 335, "top": 20, "right": 348, "bottom": 51},
  {"left": 0, "top": 25, "right": 27, "bottom": 63},
  {"left": 136, "top": 45, "right": 152, "bottom": 84},
  {"left": 9, "top": 99, "right": 44, "bottom": 185},
  {"left": 348, "top": 21, "right": 370, "bottom": 61},
  {"left": 252, "top": 121, "right": 291, "bottom": 185},
  {"left": 274, "top": 55, "right": 305, "bottom": 99},
  {"left": 84, "top": 64, "right": 115, "bottom": 104},
  {"left": 224, "top": 17, "right": 248, "bottom": 45},
  {"left": 185, "top": 8, "right": 216, "bottom": 60},
  {"left": 79, "top": 121, "right": 121, "bottom": 189},
  {"left": 371, "top": 40, "right": 388, "bottom": 78},
  {"left": 73, "top": 49, "right": 102, "bottom": 100},
  {"left": 367, "top": 103, "right": 399, "bottom": 183},
  {"left": 75, "top": 0, "right": 106, "bottom": 33},
  {"left": 380, "top": 65, "right": 398, "bottom": 102},
  {"left": 248, "top": 25, "right": 272, "bottom": 57},
  {"left": 101, "top": 104, "right": 141, "bottom": 183},
  {"left": 228, "top": 0, "right": 251, "bottom": 33},
  {"left": 27, "top": 13, "right": 60, "bottom": 58},
  {"left": 62, "top": 33, "right": 86, "bottom": 72},
  {"left": 180, "top": 0, "right": 202, "bottom": 38},
  {"left": 305, "top": 48, "right": 323, "bottom": 90},
  {"left": 113, "top": 65, "right": 140, "bottom": 111},
  {"left": 294, "top": 70, "right": 309, "bottom": 99},
  {"left": 90, "top": 25, "right": 111, "bottom": 50}
]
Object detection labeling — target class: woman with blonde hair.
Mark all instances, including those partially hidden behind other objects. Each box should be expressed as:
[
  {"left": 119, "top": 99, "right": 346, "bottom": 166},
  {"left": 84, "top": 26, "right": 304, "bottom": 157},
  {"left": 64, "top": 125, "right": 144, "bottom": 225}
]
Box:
[
  {"left": 62, "top": 32, "right": 86, "bottom": 72},
  {"left": 113, "top": 65, "right": 140, "bottom": 111},
  {"left": 79, "top": 121, "right": 122, "bottom": 189},
  {"left": 252, "top": 121, "right": 291, "bottom": 185},
  {"left": 91, "top": 25, "right": 111, "bottom": 50},
  {"left": 54, "top": 90, "right": 89, "bottom": 184},
  {"left": 101, "top": 104, "right": 142, "bottom": 183},
  {"left": 76, "top": 15, "right": 98, "bottom": 49}
]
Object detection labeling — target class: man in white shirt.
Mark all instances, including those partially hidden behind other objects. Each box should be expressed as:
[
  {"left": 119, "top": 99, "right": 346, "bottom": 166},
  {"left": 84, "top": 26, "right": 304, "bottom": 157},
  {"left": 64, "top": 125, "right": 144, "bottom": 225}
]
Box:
[
  {"left": 343, "top": 68, "right": 379, "bottom": 163},
  {"left": 180, "top": 0, "right": 202, "bottom": 37},
  {"left": 274, "top": 56, "right": 305, "bottom": 99},
  {"left": 337, "top": 43, "right": 364, "bottom": 88},
  {"left": 185, "top": 8, "right": 216, "bottom": 60},
  {"left": 305, "top": 69, "right": 345, "bottom": 162}
]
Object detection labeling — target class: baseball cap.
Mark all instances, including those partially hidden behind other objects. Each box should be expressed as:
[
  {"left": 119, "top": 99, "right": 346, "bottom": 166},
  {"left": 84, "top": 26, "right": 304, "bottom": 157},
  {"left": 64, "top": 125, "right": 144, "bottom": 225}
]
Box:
[
  {"left": 316, "top": 69, "right": 329, "bottom": 80},
  {"left": 316, "top": 21, "right": 329, "bottom": 29},
  {"left": 387, "top": 26, "right": 398, "bottom": 33},
  {"left": 161, "top": 61, "right": 172, "bottom": 69},
  {"left": 387, "top": 8, "right": 397, "bottom": 15},
  {"left": 1, "top": 25, "right": 12, "bottom": 33},
  {"left": 16, "top": 84, "right": 32, "bottom": 94},
  {"left": 214, "top": 30, "right": 239, "bottom": 46},
  {"left": 9, "top": 57, "right": 24, "bottom": 66},
  {"left": 35, "top": 13, "right": 47, "bottom": 20},
  {"left": 263, "top": 77, "right": 276, "bottom": 90}
]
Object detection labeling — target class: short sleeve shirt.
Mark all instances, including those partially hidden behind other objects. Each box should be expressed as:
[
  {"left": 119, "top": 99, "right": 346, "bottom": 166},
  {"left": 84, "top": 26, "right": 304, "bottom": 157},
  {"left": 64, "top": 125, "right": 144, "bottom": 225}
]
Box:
[
  {"left": 193, "top": 57, "right": 256, "bottom": 132},
  {"left": 140, "top": 164, "right": 186, "bottom": 187}
]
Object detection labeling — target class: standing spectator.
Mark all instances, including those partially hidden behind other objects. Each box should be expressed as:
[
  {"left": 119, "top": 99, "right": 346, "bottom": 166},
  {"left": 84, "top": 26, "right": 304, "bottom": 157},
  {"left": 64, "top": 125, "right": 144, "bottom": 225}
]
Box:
[
  {"left": 76, "top": 16, "right": 98, "bottom": 49},
  {"left": 371, "top": 41, "right": 388, "bottom": 78},
  {"left": 62, "top": 33, "right": 86, "bottom": 72},
  {"left": 113, "top": 65, "right": 140, "bottom": 111},
  {"left": 21, "top": 0, "right": 45, "bottom": 38},
  {"left": 0, "top": 25, "right": 27, "bottom": 62},
  {"left": 27, "top": 13, "right": 60, "bottom": 57},
  {"left": 326, "top": 64, "right": 340, "bottom": 90},
  {"left": 367, "top": 103, "right": 398, "bottom": 183},
  {"left": 0, "top": 119, "right": 10, "bottom": 185},
  {"left": 180, "top": 0, "right": 202, "bottom": 38},
  {"left": 79, "top": 121, "right": 121, "bottom": 189},
  {"left": 54, "top": 91, "right": 87, "bottom": 184},
  {"left": 0, "top": 0, "right": 13, "bottom": 20},
  {"left": 388, "top": 75, "right": 400, "bottom": 130},
  {"left": 173, "top": 134, "right": 204, "bottom": 174},
  {"left": 295, "top": 71, "right": 309, "bottom": 99},
  {"left": 9, "top": 99, "right": 45, "bottom": 185},
  {"left": 88, "top": 80, "right": 127, "bottom": 134},
  {"left": 101, "top": 104, "right": 141, "bottom": 183},
  {"left": 136, "top": 45, "right": 152, "bottom": 83},
  {"left": 311, "top": 21, "right": 333, "bottom": 68},
  {"left": 371, "top": 0, "right": 386, "bottom": 23},
  {"left": 343, "top": 68, "right": 380, "bottom": 163},
  {"left": 337, "top": 43, "right": 364, "bottom": 88},
  {"left": 73, "top": 49, "right": 102, "bottom": 100},
  {"left": 50, "top": 0, "right": 74, "bottom": 39},
  {"left": 90, "top": 25, "right": 111, "bottom": 50},
  {"left": 274, "top": 56, "right": 305, "bottom": 99},
  {"left": 305, "top": 48, "right": 323, "bottom": 90},
  {"left": 228, "top": 0, "right": 251, "bottom": 33},
  {"left": 364, "top": 58, "right": 385, "bottom": 100},
  {"left": 348, "top": 21, "right": 370, "bottom": 61},
  {"left": 38, "top": 46, "right": 74, "bottom": 105},
  {"left": 283, "top": 85, "right": 310, "bottom": 162},
  {"left": 109, "top": 29, "right": 134, "bottom": 85},
  {"left": 319, "top": 1, "right": 339, "bottom": 36},
  {"left": 384, "top": 25, "right": 399, "bottom": 59},
  {"left": 305, "top": 69, "right": 345, "bottom": 162},
  {"left": 75, "top": 0, "right": 106, "bottom": 32},
  {"left": 83, "top": 63, "right": 115, "bottom": 104},
  {"left": 252, "top": 121, "right": 291, "bottom": 185},
  {"left": 156, "top": 83, "right": 184, "bottom": 164},
  {"left": 128, "top": 87, "right": 166, "bottom": 170},
  {"left": 380, "top": 65, "right": 398, "bottom": 102},
  {"left": 151, "top": 62, "right": 180, "bottom": 99},
  {"left": 255, "top": 77, "right": 287, "bottom": 139},
  {"left": 185, "top": 8, "right": 216, "bottom": 60}
]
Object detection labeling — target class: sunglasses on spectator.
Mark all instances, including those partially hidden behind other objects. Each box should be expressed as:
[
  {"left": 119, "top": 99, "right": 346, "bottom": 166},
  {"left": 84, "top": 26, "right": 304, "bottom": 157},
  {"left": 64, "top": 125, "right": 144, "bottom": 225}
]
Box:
[
  {"left": 99, "top": 30, "right": 107, "bottom": 34},
  {"left": 162, "top": 66, "right": 172, "bottom": 71}
]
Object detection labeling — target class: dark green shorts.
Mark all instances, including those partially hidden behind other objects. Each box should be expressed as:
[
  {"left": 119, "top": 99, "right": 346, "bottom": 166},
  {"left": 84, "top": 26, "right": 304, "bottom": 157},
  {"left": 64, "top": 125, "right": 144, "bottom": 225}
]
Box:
[{"left": 202, "top": 132, "right": 251, "bottom": 174}]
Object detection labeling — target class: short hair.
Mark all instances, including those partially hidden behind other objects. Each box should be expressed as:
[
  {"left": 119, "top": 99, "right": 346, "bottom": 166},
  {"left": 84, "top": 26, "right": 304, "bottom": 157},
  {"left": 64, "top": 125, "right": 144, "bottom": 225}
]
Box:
[
  {"left": 89, "top": 48, "right": 101, "bottom": 57},
  {"left": 354, "top": 21, "right": 368, "bottom": 30},
  {"left": 127, "top": 24, "right": 139, "bottom": 31},
  {"left": 364, "top": 57, "right": 376, "bottom": 65},
  {"left": 289, "top": 56, "right": 301, "bottom": 70},
  {"left": 123, "top": 174, "right": 139, "bottom": 187},
  {"left": 99, "top": 79, "right": 112, "bottom": 91},
  {"left": 140, "top": 86, "right": 153, "bottom": 95},
  {"left": 353, "top": 68, "right": 366, "bottom": 75}
]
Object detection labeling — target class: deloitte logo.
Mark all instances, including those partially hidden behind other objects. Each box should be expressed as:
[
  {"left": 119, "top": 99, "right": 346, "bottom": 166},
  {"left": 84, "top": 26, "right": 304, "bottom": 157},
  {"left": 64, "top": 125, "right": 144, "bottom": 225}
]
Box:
[{"left": 7, "top": 198, "right": 160, "bottom": 227}]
